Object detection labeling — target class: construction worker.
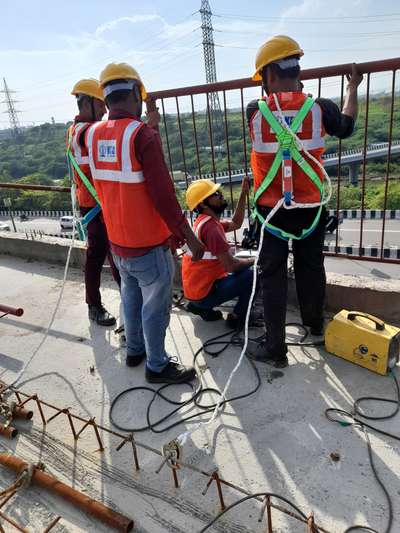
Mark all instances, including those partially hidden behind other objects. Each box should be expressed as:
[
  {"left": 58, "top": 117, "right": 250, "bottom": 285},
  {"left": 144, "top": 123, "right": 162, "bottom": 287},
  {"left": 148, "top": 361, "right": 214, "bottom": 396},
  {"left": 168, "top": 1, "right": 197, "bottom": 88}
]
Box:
[
  {"left": 86, "top": 63, "right": 204, "bottom": 384},
  {"left": 69, "top": 79, "right": 121, "bottom": 326},
  {"left": 182, "top": 178, "right": 258, "bottom": 330},
  {"left": 247, "top": 35, "right": 363, "bottom": 368}
]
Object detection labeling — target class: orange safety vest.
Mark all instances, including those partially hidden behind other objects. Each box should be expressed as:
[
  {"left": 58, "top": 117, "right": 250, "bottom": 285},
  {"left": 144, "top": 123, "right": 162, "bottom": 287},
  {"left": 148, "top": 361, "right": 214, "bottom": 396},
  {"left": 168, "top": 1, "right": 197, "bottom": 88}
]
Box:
[
  {"left": 67, "top": 122, "right": 97, "bottom": 208},
  {"left": 182, "top": 214, "right": 228, "bottom": 301},
  {"left": 250, "top": 92, "right": 326, "bottom": 207},
  {"left": 86, "top": 118, "right": 171, "bottom": 249}
]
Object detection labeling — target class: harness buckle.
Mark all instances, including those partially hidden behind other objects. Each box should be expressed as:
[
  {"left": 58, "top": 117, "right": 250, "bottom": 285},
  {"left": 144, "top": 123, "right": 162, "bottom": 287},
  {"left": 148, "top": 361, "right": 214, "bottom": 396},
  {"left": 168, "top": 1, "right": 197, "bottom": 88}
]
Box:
[{"left": 282, "top": 149, "right": 293, "bottom": 206}]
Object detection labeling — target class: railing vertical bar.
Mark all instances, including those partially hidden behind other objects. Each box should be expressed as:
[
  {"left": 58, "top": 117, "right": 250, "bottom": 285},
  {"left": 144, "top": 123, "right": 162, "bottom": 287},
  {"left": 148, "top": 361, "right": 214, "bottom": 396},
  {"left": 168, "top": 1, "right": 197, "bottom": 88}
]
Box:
[
  {"left": 190, "top": 94, "right": 202, "bottom": 178},
  {"left": 318, "top": 78, "right": 322, "bottom": 98},
  {"left": 380, "top": 70, "right": 396, "bottom": 258},
  {"left": 240, "top": 88, "right": 251, "bottom": 217},
  {"left": 359, "top": 72, "right": 371, "bottom": 254},
  {"left": 206, "top": 93, "right": 217, "bottom": 182},
  {"left": 223, "top": 90, "right": 237, "bottom": 243},
  {"left": 160, "top": 98, "right": 174, "bottom": 178},
  {"left": 175, "top": 96, "right": 192, "bottom": 224},
  {"left": 335, "top": 75, "right": 345, "bottom": 252}
]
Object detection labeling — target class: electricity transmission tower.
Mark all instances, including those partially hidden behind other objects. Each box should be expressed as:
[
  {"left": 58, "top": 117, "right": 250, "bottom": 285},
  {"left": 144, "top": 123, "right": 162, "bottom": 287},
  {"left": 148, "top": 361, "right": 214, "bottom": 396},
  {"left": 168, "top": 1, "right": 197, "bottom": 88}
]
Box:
[
  {"left": 1, "top": 78, "right": 22, "bottom": 139},
  {"left": 200, "top": 0, "right": 224, "bottom": 144}
]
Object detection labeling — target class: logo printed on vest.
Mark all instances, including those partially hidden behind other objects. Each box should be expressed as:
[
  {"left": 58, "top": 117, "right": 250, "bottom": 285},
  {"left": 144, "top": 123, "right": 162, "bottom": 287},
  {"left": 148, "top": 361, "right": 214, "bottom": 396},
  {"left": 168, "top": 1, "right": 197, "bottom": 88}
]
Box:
[
  {"left": 270, "top": 111, "right": 303, "bottom": 133},
  {"left": 98, "top": 140, "right": 117, "bottom": 162}
]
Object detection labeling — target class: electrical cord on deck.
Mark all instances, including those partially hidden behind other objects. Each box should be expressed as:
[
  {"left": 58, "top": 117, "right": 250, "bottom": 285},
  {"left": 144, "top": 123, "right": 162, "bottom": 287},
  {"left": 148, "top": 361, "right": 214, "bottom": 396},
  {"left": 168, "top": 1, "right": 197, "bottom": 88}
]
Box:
[
  {"left": 198, "top": 491, "right": 313, "bottom": 532},
  {"left": 109, "top": 323, "right": 321, "bottom": 434},
  {"left": 325, "top": 369, "right": 400, "bottom": 533}
]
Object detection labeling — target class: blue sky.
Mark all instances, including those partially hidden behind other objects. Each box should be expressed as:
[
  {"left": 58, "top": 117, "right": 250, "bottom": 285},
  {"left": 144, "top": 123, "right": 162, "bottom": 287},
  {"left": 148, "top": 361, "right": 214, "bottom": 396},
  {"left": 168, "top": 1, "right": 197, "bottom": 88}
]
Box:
[{"left": 1, "top": 0, "right": 399, "bottom": 127}]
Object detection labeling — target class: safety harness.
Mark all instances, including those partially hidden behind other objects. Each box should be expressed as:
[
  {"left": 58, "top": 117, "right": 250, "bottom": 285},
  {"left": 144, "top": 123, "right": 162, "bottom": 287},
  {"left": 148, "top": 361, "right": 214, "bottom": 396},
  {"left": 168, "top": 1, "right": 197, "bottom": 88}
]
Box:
[
  {"left": 66, "top": 125, "right": 101, "bottom": 239},
  {"left": 253, "top": 96, "right": 325, "bottom": 241}
]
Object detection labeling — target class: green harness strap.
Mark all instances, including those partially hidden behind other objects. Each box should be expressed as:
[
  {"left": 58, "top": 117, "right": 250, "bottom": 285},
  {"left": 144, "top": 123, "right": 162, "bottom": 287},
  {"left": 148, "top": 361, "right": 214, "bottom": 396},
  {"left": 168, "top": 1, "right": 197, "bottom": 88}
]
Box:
[
  {"left": 66, "top": 126, "right": 101, "bottom": 239},
  {"left": 66, "top": 126, "right": 100, "bottom": 204},
  {"left": 253, "top": 97, "right": 324, "bottom": 241}
]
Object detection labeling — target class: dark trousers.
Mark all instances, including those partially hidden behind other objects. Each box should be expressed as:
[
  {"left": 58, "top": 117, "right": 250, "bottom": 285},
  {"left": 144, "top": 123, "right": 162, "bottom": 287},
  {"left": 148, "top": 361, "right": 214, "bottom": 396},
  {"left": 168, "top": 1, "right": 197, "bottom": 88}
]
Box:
[
  {"left": 81, "top": 208, "right": 121, "bottom": 306},
  {"left": 190, "top": 267, "right": 254, "bottom": 322},
  {"left": 258, "top": 206, "right": 326, "bottom": 356}
]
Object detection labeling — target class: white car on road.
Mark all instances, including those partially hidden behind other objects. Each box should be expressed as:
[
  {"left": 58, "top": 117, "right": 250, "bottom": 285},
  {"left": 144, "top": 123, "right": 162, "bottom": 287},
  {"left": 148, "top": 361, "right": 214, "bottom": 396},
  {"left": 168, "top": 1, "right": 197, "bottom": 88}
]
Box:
[
  {"left": 60, "top": 216, "right": 74, "bottom": 230},
  {"left": 0, "top": 222, "right": 10, "bottom": 232}
]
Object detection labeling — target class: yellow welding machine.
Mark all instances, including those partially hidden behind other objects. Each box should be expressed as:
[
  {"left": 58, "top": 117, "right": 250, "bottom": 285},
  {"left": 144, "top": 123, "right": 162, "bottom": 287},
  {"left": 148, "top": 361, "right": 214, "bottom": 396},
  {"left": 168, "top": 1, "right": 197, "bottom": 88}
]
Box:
[{"left": 325, "top": 310, "right": 400, "bottom": 375}]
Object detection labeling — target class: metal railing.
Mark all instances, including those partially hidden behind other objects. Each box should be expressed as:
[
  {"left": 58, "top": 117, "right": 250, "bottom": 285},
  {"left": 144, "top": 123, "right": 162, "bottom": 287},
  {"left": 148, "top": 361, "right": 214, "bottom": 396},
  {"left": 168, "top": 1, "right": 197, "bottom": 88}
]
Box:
[{"left": 1, "top": 57, "right": 399, "bottom": 263}]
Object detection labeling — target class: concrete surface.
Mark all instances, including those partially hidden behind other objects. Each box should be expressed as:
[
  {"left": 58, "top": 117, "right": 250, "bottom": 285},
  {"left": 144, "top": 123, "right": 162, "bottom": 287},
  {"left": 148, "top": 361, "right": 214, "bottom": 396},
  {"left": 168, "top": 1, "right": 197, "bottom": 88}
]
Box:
[{"left": 0, "top": 256, "right": 399, "bottom": 532}]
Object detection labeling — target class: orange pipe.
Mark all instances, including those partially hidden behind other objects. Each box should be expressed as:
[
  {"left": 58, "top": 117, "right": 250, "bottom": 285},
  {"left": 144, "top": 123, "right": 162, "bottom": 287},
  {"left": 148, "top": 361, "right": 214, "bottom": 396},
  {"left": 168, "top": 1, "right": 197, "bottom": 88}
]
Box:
[
  {"left": 12, "top": 406, "right": 33, "bottom": 420},
  {"left": 0, "top": 424, "right": 18, "bottom": 439},
  {"left": 0, "top": 304, "right": 24, "bottom": 317},
  {"left": 0, "top": 454, "right": 133, "bottom": 532}
]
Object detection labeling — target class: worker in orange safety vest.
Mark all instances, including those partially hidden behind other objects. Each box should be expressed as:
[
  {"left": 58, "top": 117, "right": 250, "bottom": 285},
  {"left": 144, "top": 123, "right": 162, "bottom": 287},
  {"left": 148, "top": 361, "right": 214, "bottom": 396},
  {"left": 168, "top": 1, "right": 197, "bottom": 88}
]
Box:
[
  {"left": 246, "top": 36, "right": 363, "bottom": 368},
  {"left": 86, "top": 63, "right": 204, "bottom": 384},
  {"left": 69, "top": 79, "right": 121, "bottom": 326}
]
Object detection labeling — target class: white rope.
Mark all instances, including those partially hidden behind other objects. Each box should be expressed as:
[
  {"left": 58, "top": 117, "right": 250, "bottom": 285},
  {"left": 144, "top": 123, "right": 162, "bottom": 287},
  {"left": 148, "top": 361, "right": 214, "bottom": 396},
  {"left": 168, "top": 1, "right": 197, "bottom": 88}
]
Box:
[
  {"left": 175, "top": 93, "right": 331, "bottom": 447},
  {"left": 3, "top": 182, "right": 79, "bottom": 394},
  {"left": 176, "top": 199, "right": 283, "bottom": 446}
]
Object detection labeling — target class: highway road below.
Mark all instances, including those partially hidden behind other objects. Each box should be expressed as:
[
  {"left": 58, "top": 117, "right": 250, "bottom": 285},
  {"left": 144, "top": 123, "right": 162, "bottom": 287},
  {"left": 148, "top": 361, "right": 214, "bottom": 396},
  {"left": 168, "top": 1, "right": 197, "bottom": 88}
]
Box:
[{"left": 1, "top": 215, "right": 399, "bottom": 247}]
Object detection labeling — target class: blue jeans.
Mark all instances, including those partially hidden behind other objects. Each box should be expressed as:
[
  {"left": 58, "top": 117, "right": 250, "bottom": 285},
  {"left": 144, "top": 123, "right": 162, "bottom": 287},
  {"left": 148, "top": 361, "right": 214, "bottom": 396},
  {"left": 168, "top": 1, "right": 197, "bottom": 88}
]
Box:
[
  {"left": 113, "top": 246, "right": 174, "bottom": 372},
  {"left": 190, "top": 267, "right": 254, "bottom": 322}
]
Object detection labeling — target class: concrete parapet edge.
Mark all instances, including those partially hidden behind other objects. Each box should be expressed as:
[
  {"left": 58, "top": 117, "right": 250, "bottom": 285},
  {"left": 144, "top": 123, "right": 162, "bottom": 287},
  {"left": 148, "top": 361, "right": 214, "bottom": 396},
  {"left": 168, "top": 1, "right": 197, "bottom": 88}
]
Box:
[
  {"left": 1, "top": 233, "right": 399, "bottom": 323},
  {"left": 0, "top": 232, "right": 86, "bottom": 269},
  {"left": 288, "top": 273, "right": 400, "bottom": 323}
]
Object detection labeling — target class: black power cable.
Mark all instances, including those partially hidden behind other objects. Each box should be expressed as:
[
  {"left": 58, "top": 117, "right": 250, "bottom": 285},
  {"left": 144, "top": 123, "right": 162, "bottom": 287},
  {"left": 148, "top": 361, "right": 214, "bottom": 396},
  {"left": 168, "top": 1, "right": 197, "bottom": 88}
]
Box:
[
  {"left": 325, "top": 369, "right": 400, "bottom": 533},
  {"left": 109, "top": 323, "right": 316, "bottom": 434}
]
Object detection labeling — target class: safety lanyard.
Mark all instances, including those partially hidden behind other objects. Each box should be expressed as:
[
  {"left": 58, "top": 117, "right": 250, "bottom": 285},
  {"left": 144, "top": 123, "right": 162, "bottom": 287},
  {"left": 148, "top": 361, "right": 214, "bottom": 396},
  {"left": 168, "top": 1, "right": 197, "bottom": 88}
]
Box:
[
  {"left": 66, "top": 126, "right": 101, "bottom": 234},
  {"left": 253, "top": 97, "right": 324, "bottom": 241}
]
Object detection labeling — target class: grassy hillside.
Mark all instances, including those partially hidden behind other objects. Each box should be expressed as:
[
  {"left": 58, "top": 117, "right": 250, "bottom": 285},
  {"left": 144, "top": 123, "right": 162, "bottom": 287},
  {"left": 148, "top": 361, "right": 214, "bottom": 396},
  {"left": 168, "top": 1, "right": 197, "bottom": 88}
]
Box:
[{"left": 0, "top": 94, "right": 399, "bottom": 210}]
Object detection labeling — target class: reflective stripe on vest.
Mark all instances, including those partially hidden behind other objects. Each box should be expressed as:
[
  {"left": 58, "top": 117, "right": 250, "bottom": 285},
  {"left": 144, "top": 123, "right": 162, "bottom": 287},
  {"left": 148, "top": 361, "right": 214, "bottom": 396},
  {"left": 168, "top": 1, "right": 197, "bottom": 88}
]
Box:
[
  {"left": 71, "top": 123, "right": 90, "bottom": 165},
  {"left": 251, "top": 101, "right": 324, "bottom": 153},
  {"left": 181, "top": 214, "right": 227, "bottom": 300},
  {"left": 68, "top": 122, "right": 97, "bottom": 209},
  {"left": 87, "top": 120, "right": 145, "bottom": 183},
  {"left": 250, "top": 92, "right": 325, "bottom": 209},
  {"left": 87, "top": 118, "right": 171, "bottom": 249}
]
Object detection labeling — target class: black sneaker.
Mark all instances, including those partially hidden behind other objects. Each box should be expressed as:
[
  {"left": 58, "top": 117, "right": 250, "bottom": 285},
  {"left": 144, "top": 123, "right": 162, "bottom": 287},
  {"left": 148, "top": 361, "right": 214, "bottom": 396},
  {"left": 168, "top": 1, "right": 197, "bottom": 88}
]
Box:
[
  {"left": 187, "top": 302, "right": 222, "bottom": 322},
  {"left": 247, "top": 342, "right": 288, "bottom": 368},
  {"left": 145, "top": 361, "right": 197, "bottom": 384},
  {"left": 88, "top": 305, "right": 116, "bottom": 327},
  {"left": 126, "top": 353, "right": 146, "bottom": 367}
]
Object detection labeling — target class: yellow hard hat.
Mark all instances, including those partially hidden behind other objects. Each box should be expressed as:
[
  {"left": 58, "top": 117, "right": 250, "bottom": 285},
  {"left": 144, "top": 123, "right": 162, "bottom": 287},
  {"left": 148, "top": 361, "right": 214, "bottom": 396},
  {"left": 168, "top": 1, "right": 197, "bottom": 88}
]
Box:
[
  {"left": 186, "top": 179, "right": 221, "bottom": 211},
  {"left": 252, "top": 35, "right": 304, "bottom": 81},
  {"left": 99, "top": 62, "right": 147, "bottom": 100},
  {"left": 71, "top": 79, "right": 104, "bottom": 101}
]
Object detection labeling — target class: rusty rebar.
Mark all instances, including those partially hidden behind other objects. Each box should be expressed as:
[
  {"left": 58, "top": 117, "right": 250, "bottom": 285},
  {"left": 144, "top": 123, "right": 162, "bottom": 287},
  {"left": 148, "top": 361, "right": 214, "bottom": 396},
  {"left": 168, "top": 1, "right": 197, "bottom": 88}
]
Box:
[
  {"left": 0, "top": 509, "right": 28, "bottom": 532},
  {"left": 2, "top": 386, "right": 333, "bottom": 532},
  {"left": 43, "top": 516, "right": 62, "bottom": 532},
  {"left": 0, "top": 453, "right": 133, "bottom": 532}
]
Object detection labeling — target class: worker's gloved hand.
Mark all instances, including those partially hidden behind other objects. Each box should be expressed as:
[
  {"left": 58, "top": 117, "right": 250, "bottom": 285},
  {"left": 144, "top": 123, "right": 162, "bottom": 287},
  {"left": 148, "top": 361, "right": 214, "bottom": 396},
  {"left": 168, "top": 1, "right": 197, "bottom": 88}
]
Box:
[
  {"left": 145, "top": 97, "right": 161, "bottom": 129},
  {"left": 187, "top": 235, "right": 205, "bottom": 262},
  {"left": 346, "top": 63, "right": 363, "bottom": 90}
]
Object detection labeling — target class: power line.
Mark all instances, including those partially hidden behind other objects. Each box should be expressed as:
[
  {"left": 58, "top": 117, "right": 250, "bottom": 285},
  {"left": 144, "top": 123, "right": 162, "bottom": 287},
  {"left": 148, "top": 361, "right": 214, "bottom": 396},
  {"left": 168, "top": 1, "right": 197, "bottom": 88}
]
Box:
[{"left": 212, "top": 11, "right": 400, "bottom": 23}]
